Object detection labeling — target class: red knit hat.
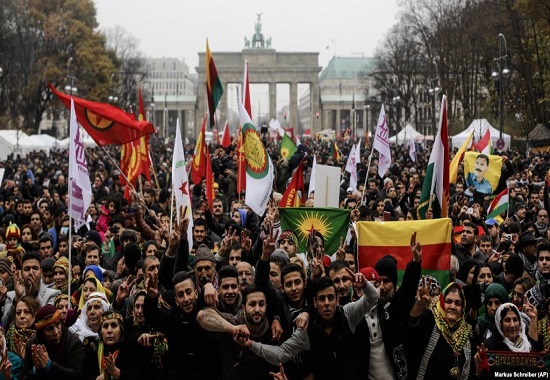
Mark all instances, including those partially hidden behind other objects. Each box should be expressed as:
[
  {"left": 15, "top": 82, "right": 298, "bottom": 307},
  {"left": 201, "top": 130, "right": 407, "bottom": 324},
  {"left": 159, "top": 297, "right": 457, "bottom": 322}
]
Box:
[
  {"left": 360, "top": 267, "right": 380, "bottom": 282},
  {"left": 5, "top": 223, "right": 20, "bottom": 242}
]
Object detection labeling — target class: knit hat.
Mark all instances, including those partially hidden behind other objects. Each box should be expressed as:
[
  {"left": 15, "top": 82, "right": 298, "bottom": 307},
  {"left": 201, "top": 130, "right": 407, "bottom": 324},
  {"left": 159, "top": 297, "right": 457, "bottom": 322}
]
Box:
[
  {"left": 5, "top": 223, "right": 20, "bottom": 242},
  {"left": 0, "top": 257, "right": 12, "bottom": 276},
  {"left": 53, "top": 257, "right": 69, "bottom": 276},
  {"left": 278, "top": 230, "right": 298, "bottom": 247},
  {"left": 40, "top": 257, "right": 56, "bottom": 272},
  {"left": 360, "top": 267, "right": 380, "bottom": 282},
  {"left": 123, "top": 242, "right": 141, "bottom": 274},
  {"left": 513, "top": 202, "right": 526, "bottom": 214},
  {"left": 270, "top": 249, "right": 290, "bottom": 266},
  {"left": 35, "top": 305, "right": 61, "bottom": 331},
  {"left": 193, "top": 244, "right": 215, "bottom": 266},
  {"left": 84, "top": 230, "right": 102, "bottom": 247},
  {"left": 374, "top": 255, "right": 398, "bottom": 286}
]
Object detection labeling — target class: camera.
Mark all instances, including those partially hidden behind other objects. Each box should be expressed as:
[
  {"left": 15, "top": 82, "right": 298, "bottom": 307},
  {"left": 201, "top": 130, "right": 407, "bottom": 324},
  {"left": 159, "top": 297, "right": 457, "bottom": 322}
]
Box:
[
  {"left": 502, "top": 233, "right": 513, "bottom": 241},
  {"left": 466, "top": 207, "right": 473, "bottom": 214},
  {"left": 109, "top": 226, "right": 120, "bottom": 234}
]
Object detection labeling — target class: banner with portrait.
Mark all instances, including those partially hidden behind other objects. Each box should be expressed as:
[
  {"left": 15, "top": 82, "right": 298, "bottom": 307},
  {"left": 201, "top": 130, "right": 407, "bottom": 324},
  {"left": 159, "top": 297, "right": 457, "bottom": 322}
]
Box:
[{"left": 463, "top": 152, "right": 503, "bottom": 195}]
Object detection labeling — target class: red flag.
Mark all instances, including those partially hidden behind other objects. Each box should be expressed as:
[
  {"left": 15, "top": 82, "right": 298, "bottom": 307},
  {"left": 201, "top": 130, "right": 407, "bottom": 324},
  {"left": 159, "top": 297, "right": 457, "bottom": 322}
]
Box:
[
  {"left": 243, "top": 60, "right": 252, "bottom": 118},
  {"left": 49, "top": 83, "right": 154, "bottom": 146},
  {"left": 221, "top": 121, "right": 231, "bottom": 148},
  {"left": 236, "top": 125, "right": 246, "bottom": 193},
  {"left": 205, "top": 145, "right": 214, "bottom": 212},
  {"left": 192, "top": 115, "right": 208, "bottom": 184},
  {"left": 475, "top": 129, "right": 492, "bottom": 153},
  {"left": 206, "top": 40, "right": 223, "bottom": 128},
  {"left": 279, "top": 157, "right": 305, "bottom": 207}
]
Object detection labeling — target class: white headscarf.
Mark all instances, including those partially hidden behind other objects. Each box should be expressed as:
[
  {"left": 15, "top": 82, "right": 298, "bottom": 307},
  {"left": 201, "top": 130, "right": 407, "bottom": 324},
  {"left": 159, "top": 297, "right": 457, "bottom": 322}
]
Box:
[
  {"left": 69, "top": 292, "right": 111, "bottom": 342},
  {"left": 495, "top": 302, "right": 531, "bottom": 352}
]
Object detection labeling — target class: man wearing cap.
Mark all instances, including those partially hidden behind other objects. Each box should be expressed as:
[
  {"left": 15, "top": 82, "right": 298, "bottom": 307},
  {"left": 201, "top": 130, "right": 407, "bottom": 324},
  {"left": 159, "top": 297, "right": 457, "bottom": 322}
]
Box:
[
  {"left": 485, "top": 218, "right": 502, "bottom": 251},
  {"left": 21, "top": 305, "right": 84, "bottom": 379},
  {"left": 511, "top": 202, "right": 527, "bottom": 227},
  {"left": 515, "top": 231, "right": 541, "bottom": 277},
  {"left": 193, "top": 244, "right": 219, "bottom": 295}
]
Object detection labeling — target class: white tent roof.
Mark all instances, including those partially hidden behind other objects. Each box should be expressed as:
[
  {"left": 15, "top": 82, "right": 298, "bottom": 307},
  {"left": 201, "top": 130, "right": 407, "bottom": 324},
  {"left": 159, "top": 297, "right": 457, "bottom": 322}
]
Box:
[
  {"left": 389, "top": 124, "right": 424, "bottom": 144},
  {"left": 451, "top": 119, "right": 511, "bottom": 150}
]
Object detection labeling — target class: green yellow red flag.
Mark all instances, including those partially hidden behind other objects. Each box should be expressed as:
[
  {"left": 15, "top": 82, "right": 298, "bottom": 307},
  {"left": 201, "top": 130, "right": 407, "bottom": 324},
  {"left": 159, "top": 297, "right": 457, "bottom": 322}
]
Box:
[{"left": 356, "top": 219, "right": 452, "bottom": 287}]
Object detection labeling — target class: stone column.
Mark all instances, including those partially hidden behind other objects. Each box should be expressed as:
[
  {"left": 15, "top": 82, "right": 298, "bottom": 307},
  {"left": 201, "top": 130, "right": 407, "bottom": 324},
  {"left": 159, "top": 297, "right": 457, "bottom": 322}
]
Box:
[
  {"left": 269, "top": 82, "right": 277, "bottom": 120},
  {"left": 336, "top": 109, "right": 341, "bottom": 132},
  {"left": 310, "top": 82, "right": 320, "bottom": 136},
  {"left": 290, "top": 82, "right": 298, "bottom": 131}
]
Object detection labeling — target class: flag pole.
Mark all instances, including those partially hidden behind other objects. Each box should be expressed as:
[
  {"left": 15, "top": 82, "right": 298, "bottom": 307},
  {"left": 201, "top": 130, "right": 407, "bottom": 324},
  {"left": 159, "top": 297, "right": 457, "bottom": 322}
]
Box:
[
  {"left": 148, "top": 151, "right": 161, "bottom": 190},
  {"left": 100, "top": 145, "right": 137, "bottom": 193},
  {"left": 361, "top": 148, "right": 374, "bottom": 206},
  {"left": 169, "top": 189, "right": 174, "bottom": 235}
]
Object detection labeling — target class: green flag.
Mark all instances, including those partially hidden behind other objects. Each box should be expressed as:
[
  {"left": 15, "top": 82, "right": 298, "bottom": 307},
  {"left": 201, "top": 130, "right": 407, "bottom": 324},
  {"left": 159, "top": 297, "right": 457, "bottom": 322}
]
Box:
[
  {"left": 279, "top": 207, "right": 350, "bottom": 255},
  {"left": 280, "top": 134, "right": 297, "bottom": 159}
]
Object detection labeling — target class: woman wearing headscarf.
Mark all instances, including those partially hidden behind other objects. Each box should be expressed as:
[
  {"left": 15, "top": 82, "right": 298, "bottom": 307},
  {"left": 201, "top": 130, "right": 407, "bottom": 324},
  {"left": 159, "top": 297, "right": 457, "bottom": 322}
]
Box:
[
  {"left": 485, "top": 302, "right": 541, "bottom": 352},
  {"left": 475, "top": 302, "right": 543, "bottom": 377},
  {"left": 52, "top": 257, "right": 77, "bottom": 297},
  {"left": 84, "top": 311, "right": 141, "bottom": 380},
  {"left": 406, "top": 282, "right": 482, "bottom": 380},
  {"left": 21, "top": 305, "right": 85, "bottom": 379},
  {"left": 475, "top": 283, "right": 509, "bottom": 342},
  {"left": 0, "top": 323, "right": 22, "bottom": 380},
  {"left": 6, "top": 296, "right": 38, "bottom": 360},
  {"left": 69, "top": 292, "right": 110, "bottom": 343}
]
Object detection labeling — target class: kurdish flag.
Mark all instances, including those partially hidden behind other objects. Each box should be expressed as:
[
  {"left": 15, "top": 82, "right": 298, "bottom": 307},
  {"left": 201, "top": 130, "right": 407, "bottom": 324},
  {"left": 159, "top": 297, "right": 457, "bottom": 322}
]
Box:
[
  {"left": 330, "top": 141, "right": 341, "bottom": 161},
  {"left": 417, "top": 95, "right": 449, "bottom": 219},
  {"left": 487, "top": 188, "right": 509, "bottom": 219},
  {"left": 357, "top": 219, "right": 452, "bottom": 287},
  {"left": 279, "top": 207, "right": 350, "bottom": 256},
  {"left": 280, "top": 133, "right": 297, "bottom": 159},
  {"left": 476, "top": 129, "right": 493, "bottom": 155}
]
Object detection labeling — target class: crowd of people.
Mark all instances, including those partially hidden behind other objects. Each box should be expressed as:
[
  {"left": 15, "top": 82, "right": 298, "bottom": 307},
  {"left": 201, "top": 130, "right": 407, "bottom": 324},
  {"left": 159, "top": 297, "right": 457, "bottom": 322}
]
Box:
[{"left": 0, "top": 133, "right": 547, "bottom": 379}]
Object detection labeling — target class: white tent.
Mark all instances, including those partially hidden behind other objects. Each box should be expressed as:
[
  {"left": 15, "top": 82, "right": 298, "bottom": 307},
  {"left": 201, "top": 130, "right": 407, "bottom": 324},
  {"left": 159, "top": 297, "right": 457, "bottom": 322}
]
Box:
[
  {"left": 0, "top": 130, "right": 31, "bottom": 160},
  {"left": 451, "top": 119, "right": 511, "bottom": 150},
  {"left": 389, "top": 124, "right": 424, "bottom": 144}
]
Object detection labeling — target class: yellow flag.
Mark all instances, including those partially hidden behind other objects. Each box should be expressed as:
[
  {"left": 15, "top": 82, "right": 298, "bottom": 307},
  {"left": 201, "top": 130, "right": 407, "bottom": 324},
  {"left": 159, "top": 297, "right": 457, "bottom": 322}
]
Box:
[{"left": 449, "top": 131, "right": 473, "bottom": 184}]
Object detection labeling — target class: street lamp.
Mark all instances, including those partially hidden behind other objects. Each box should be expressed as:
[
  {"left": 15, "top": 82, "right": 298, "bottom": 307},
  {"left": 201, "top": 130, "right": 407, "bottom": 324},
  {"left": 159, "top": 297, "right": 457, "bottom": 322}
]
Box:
[
  {"left": 108, "top": 73, "right": 118, "bottom": 104},
  {"left": 64, "top": 57, "right": 77, "bottom": 95},
  {"left": 392, "top": 95, "right": 401, "bottom": 144},
  {"left": 428, "top": 61, "right": 440, "bottom": 137},
  {"left": 492, "top": 33, "right": 511, "bottom": 140},
  {"left": 364, "top": 104, "right": 370, "bottom": 140}
]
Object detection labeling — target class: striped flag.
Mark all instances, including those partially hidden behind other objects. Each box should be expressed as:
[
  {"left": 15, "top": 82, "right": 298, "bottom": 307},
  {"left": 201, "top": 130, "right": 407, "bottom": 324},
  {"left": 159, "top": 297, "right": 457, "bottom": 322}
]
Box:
[
  {"left": 487, "top": 188, "right": 509, "bottom": 219},
  {"left": 418, "top": 96, "right": 449, "bottom": 219},
  {"left": 206, "top": 39, "right": 223, "bottom": 128},
  {"left": 476, "top": 129, "right": 493, "bottom": 155},
  {"left": 357, "top": 219, "right": 452, "bottom": 287},
  {"left": 372, "top": 104, "right": 391, "bottom": 178}
]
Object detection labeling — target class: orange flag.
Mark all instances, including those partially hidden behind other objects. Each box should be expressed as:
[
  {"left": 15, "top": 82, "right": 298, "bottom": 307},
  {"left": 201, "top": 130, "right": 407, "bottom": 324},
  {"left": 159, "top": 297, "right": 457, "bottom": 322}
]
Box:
[
  {"left": 279, "top": 157, "right": 305, "bottom": 207},
  {"left": 205, "top": 145, "right": 214, "bottom": 212},
  {"left": 192, "top": 115, "right": 208, "bottom": 184},
  {"left": 236, "top": 125, "right": 246, "bottom": 193}
]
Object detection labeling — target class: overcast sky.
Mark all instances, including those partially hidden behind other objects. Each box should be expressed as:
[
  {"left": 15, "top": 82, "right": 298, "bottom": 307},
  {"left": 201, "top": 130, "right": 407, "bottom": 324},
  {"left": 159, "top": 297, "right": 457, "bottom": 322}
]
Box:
[{"left": 93, "top": 0, "right": 401, "bottom": 73}]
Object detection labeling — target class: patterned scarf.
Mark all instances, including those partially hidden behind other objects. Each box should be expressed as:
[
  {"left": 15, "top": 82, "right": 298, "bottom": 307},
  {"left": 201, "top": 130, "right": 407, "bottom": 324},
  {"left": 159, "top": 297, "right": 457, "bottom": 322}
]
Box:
[
  {"left": 6, "top": 323, "right": 36, "bottom": 358},
  {"left": 97, "top": 341, "right": 120, "bottom": 378},
  {"left": 431, "top": 283, "right": 472, "bottom": 355}
]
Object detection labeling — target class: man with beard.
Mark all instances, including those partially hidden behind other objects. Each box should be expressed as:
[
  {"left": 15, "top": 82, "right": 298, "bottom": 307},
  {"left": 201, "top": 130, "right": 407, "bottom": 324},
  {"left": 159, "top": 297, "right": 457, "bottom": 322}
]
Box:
[
  {"left": 197, "top": 284, "right": 278, "bottom": 379},
  {"left": 193, "top": 245, "right": 219, "bottom": 293},
  {"left": 217, "top": 266, "right": 242, "bottom": 315},
  {"left": 452, "top": 221, "right": 486, "bottom": 266},
  {"left": 327, "top": 260, "right": 356, "bottom": 305},
  {"left": 486, "top": 218, "right": 502, "bottom": 251},
  {"left": 3, "top": 252, "right": 61, "bottom": 327},
  {"left": 236, "top": 261, "right": 254, "bottom": 292},
  {"left": 144, "top": 271, "right": 217, "bottom": 379}
]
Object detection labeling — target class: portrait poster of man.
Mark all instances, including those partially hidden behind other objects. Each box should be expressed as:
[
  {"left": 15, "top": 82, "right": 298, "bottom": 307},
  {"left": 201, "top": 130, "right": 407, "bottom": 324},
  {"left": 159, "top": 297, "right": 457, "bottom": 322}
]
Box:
[{"left": 463, "top": 151, "right": 503, "bottom": 195}]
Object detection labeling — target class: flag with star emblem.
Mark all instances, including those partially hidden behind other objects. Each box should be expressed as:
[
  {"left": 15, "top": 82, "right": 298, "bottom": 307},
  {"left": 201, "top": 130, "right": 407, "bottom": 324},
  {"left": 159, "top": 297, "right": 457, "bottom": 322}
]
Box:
[
  {"left": 279, "top": 207, "right": 350, "bottom": 255},
  {"left": 172, "top": 120, "right": 193, "bottom": 242}
]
